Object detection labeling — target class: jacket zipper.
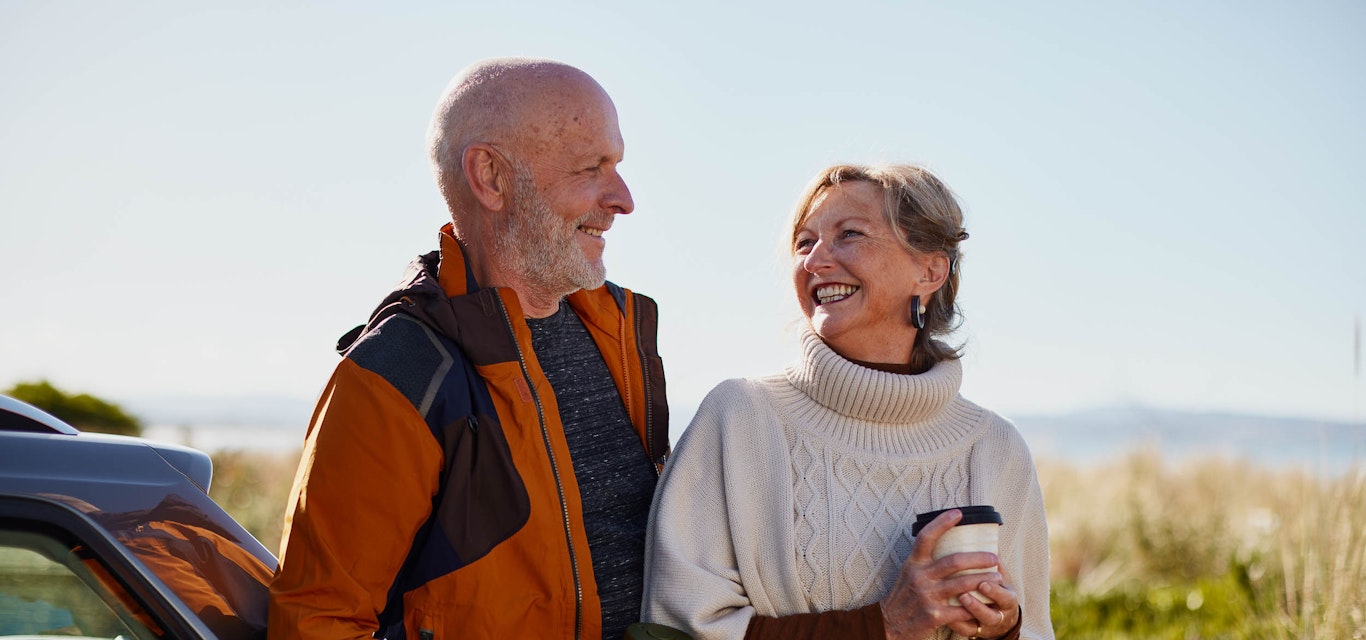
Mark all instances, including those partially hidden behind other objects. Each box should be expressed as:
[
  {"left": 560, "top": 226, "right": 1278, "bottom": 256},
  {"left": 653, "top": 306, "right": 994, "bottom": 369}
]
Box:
[
  {"left": 494, "top": 295, "right": 583, "bottom": 640},
  {"left": 632, "top": 294, "right": 659, "bottom": 474}
]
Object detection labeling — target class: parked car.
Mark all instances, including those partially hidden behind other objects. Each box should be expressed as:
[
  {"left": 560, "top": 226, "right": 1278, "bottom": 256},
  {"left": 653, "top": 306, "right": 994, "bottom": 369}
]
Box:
[{"left": 0, "top": 394, "right": 275, "bottom": 640}]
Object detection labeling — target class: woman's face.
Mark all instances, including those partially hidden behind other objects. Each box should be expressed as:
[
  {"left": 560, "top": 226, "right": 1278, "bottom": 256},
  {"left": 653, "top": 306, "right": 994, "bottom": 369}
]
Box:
[{"left": 792, "top": 181, "right": 940, "bottom": 364}]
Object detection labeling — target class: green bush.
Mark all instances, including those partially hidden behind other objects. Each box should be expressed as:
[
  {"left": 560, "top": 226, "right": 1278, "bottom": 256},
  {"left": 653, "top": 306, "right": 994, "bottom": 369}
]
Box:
[
  {"left": 4, "top": 379, "right": 142, "bottom": 436},
  {"left": 1051, "top": 561, "right": 1293, "bottom": 639},
  {"left": 1041, "top": 450, "right": 1366, "bottom": 639}
]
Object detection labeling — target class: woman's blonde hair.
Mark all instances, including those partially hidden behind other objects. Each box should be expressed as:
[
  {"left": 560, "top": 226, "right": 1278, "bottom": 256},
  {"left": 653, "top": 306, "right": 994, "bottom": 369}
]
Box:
[{"left": 789, "top": 163, "right": 970, "bottom": 373}]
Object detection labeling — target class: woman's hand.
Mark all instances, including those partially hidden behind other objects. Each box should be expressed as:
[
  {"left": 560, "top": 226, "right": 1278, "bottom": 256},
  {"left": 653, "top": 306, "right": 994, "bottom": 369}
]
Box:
[
  {"left": 955, "top": 564, "right": 1020, "bottom": 639},
  {"left": 879, "top": 509, "right": 1009, "bottom": 640}
]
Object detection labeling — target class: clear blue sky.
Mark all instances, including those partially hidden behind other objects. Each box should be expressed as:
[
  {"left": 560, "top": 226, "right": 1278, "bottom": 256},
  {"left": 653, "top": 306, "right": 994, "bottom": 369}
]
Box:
[{"left": 3, "top": 1, "right": 1364, "bottom": 429}]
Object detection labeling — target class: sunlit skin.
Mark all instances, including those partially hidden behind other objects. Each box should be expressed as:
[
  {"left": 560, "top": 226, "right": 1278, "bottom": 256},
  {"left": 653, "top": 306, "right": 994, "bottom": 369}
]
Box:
[
  {"left": 792, "top": 181, "right": 946, "bottom": 365},
  {"left": 793, "top": 181, "right": 1021, "bottom": 637},
  {"left": 460, "top": 67, "right": 634, "bottom": 318},
  {"left": 511, "top": 83, "right": 633, "bottom": 286},
  {"left": 880, "top": 509, "right": 1021, "bottom": 639}
]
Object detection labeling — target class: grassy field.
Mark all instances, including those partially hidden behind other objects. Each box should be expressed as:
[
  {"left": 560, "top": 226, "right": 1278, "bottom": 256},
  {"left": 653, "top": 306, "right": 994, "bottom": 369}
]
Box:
[
  {"left": 213, "top": 448, "right": 1366, "bottom": 638},
  {"left": 207, "top": 449, "right": 297, "bottom": 562},
  {"left": 1041, "top": 449, "right": 1365, "bottom": 639}
]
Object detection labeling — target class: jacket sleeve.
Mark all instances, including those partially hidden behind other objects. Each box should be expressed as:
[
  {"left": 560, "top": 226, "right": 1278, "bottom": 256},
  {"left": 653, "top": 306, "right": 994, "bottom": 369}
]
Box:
[{"left": 268, "top": 359, "right": 444, "bottom": 640}]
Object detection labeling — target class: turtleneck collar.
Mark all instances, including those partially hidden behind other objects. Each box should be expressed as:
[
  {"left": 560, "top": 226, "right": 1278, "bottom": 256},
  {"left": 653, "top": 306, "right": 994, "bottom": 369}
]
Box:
[{"left": 784, "top": 326, "right": 963, "bottom": 425}]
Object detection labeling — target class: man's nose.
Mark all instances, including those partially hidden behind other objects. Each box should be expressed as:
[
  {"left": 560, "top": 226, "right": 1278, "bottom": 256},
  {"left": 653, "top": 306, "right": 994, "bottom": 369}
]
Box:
[{"left": 605, "top": 171, "right": 634, "bottom": 215}]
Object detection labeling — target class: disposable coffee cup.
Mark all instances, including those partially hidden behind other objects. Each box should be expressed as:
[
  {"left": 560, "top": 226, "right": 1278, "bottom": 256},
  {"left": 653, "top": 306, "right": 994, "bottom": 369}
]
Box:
[{"left": 912, "top": 505, "right": 1003, "bottom": 606}]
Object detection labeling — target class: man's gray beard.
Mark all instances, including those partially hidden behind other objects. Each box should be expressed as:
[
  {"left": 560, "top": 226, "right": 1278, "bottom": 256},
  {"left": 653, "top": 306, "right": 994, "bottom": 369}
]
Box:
[{"left": 494, "top": 167, "right": 607, "bottom": 296}]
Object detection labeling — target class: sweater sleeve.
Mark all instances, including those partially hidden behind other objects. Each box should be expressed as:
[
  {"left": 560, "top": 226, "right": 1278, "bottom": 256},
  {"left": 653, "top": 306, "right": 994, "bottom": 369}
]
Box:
[
  {"left": 642, "top": 382, "right": 769, "bottom": 640},
  {"left": 268, "top": 359, "right": 444, "bottom": 640},
  {"left": 1013, "top": 467, "right": 1052, "bottom": 639},
  {"left": 743, "top": 603, "right": 884, "bottom": 640},
  {"left": 995, "top": 608, "right": 1024, "bottom": 640},
  {"left": 990, "top": 422, "right": 1053, "bottom": 640}
]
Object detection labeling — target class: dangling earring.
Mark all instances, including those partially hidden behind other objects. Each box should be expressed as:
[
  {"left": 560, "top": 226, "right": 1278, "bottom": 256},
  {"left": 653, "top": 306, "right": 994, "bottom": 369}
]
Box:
[{"left": 910, "top": 295, "right": 926, "bottom": 330}]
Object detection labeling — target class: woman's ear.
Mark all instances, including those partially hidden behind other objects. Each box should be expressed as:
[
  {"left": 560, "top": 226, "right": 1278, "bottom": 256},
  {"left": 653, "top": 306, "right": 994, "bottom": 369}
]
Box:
[
  {"left": 914, "top": 252, "right": 952, "bottom": 296},
  {"left": 462, "top": 143, "right": 511, "bottom": 212}
]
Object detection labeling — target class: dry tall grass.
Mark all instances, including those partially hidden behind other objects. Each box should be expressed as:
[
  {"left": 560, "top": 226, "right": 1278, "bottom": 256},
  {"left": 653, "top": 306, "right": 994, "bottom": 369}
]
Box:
[
  {"left": 208, "top": 447, "right": 1365, "bottom": 637},
  {"left": 208, "top": 449, "right": 299, "bottom": 556},
  {"left": 1041, "top": 448, "right": 1366, "bottom": 638}
]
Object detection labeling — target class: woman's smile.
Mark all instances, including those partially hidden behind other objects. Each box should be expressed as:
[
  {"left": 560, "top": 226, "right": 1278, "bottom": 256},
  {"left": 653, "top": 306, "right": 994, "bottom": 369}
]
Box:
[
  {"left": 792, "top": 180, "right": 927, "bottom": 363},
  {"left": 813, "top": 283, "right": 859, "bottom": 306}
]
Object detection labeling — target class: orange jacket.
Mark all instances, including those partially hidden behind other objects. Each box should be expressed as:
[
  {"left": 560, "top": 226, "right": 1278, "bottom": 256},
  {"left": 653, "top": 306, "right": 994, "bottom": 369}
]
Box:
[{"left": 269, "top": 225, "right": 668, "bottom": 640}]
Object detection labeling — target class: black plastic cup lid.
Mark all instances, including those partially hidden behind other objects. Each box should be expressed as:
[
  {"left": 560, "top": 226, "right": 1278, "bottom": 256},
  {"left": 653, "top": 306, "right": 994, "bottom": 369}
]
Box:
[{"left": 911, "top": 505, "right": 1002, "bottom": 536}]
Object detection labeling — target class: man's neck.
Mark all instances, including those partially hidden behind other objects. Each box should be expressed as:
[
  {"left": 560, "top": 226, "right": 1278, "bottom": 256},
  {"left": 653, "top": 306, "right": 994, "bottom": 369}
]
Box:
[
  {"left": 454, "top": 229, "right": 574, "bottom": 319},
  {"left": 478, "top": 265, "right": 568, "bottom": 318},
  {"left": 517, "top": 287, "right": 569, "bottom": 319}
]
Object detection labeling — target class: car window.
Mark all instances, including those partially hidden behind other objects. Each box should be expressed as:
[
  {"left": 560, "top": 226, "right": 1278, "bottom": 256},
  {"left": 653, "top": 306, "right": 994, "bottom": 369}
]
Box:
[
  {"left": 92, "top": 496, "right": 272, "bottom": 640},
  {"left": 0, "top": 530, "right": 158, "bottom": 640}
]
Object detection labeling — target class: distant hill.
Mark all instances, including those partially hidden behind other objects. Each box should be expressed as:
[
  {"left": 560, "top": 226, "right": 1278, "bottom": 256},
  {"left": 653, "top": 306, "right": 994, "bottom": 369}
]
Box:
[
  {"left": 126, "top": 394, "right": 315, "bottom": 428},
  {"left": 1008, "top": 406, "right": 1364, "bottom": 472},
  {"left": 122, "top": 395, "right": 1366, "bottom": 473},
  {"left": 672, "top": 403, "right": 1363, "bottom": 472}
]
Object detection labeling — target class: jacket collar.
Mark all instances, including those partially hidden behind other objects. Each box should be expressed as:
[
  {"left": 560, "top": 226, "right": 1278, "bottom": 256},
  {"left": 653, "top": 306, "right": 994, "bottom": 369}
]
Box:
[{"left": 437, "top": 223, "right": 479, "bottom": 297}]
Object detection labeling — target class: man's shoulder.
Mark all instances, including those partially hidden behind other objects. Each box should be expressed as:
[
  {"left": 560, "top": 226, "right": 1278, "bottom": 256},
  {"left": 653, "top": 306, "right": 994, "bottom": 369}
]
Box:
[
  {"left": 345, "top": 313, "right": 466, "bottom": 414},
  {"left": 347, "top": 312, "right": 453, "bottom": 360}
]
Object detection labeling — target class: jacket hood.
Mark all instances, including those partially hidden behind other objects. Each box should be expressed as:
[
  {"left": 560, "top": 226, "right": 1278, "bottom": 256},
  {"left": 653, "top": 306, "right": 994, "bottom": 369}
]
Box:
[{"left": 336, "top": 224, "right": 497, "bottom": 355}]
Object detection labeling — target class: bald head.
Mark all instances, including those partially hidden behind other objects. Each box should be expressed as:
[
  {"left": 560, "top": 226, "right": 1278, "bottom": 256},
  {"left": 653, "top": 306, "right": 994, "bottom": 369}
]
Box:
[
  {"left": 424, "top": 58, "right": 632, "bottom": 315},
  {"left": 427, "top": 57, "right": 616, "bottom": 215}
]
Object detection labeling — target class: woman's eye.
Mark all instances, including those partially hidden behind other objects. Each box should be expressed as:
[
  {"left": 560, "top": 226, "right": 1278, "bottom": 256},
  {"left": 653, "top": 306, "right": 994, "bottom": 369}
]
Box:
[
  {"left": 840, "top": 229, "right": 863, "bottom": 239},
  {"left": 794, "top": 238, "right": 814, "bottom": 253}
]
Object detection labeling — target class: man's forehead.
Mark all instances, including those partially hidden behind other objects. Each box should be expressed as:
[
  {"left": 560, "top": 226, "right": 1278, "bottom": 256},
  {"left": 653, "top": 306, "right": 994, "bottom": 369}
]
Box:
[
  {"left": 526, "top": 85, "right": 615, "bottom": 130},
  {"left": 521, "top": 100, "right": 623, "bottom": 158}
]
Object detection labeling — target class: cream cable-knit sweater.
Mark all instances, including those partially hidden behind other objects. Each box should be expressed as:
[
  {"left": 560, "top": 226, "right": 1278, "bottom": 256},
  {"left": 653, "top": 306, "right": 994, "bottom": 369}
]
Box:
[{"left": 642, "top": 329, "right": 1053, "bottom": 640}]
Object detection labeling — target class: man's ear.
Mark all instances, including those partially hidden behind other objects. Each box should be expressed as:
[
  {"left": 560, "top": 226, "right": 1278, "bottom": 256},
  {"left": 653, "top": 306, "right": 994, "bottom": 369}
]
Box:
[
  {"left": 914, "top": 252, "right": 952, "bottom": 296},
  {"left": 462, "top": 143, "right": 511, "bottom": 212}
]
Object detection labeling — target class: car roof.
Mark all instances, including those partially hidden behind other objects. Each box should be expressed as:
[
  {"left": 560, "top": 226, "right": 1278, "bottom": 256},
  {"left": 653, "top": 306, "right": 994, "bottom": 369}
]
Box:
[
  {"left": 0, "top": 394, "right": 213, "bottom": 490},
  {"left": 0, "top": 394, "right": 276, "bottom": 639},
  {"left": 0, "top": 393, "right": 79, "bottom": 434}
]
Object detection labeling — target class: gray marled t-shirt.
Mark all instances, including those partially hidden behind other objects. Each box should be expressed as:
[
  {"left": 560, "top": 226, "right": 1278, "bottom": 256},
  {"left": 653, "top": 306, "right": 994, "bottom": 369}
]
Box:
[{"left": 527, "top": 300, "right": 657, "bottom": 640}]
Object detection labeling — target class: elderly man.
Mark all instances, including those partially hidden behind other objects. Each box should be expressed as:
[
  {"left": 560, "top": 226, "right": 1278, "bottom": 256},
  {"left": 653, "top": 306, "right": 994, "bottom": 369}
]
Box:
[{"left": 269, "top": 58, "right": 669, "bottom": 640}]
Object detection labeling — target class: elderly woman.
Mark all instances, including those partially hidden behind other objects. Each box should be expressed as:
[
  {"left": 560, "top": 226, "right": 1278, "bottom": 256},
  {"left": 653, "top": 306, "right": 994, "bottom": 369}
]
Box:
[{"left": 641, "top": 164, "right": 1052, "bottom": 640}]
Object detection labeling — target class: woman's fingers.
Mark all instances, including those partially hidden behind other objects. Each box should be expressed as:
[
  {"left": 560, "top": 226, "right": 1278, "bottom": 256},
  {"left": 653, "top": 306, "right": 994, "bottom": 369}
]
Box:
[
  {"left": 884, "top": 510, "right": 1017, "bottom": 639},
  {"left": 959, "top": 580, "right": 1020, "bottom": 637},
  {"left": 931, "top": 551, "right": 1000, "bottom": 580},
  {"left": 976, "top": 580, "right": 1018, "bottom": 611},
  {"left": 908, "top": 509, "right": 963, "bottom": 563}
]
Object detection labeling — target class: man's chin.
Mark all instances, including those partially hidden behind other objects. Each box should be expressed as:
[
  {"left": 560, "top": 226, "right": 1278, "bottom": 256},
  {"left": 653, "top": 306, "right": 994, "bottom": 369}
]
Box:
[{"left": 572, "top": 265, "right": 608, "bottom": 291}]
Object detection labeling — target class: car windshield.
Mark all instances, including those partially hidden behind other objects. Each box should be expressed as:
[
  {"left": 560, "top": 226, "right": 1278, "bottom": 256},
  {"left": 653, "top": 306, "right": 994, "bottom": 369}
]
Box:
[
  {"left": 5, "top": 436, "right": 276, "bottom": 640},
  {"left": 1, "top": 403, "right": 278, "bottom": 640},
  {"left": 87, "top": 493, "right": 274, "bottom": 640}
]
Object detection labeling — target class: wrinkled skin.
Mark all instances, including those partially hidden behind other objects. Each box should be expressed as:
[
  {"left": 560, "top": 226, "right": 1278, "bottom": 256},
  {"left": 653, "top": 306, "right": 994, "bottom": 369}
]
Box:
[{"left": 880, "top": 509, "right": 1020, "bottom": 639}]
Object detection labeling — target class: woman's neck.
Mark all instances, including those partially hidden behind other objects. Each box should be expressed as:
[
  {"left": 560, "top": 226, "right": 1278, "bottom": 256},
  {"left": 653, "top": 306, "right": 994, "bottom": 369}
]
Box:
[{"left": 846, "top": 357, "right": 914, "bottom": 375}]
